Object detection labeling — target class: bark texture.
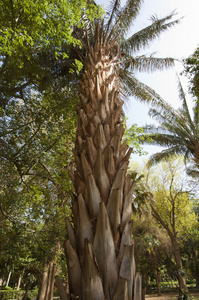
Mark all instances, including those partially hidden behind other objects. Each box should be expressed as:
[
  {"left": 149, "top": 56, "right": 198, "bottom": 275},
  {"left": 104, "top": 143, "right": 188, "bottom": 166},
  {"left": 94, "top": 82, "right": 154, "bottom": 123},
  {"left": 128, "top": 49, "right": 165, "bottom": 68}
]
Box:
[
  {"left": 37, "top": 262, "right": 57, "bottom": 300},
  {"left": 66, "top": 21, "right": 141, "bottom": 299}
]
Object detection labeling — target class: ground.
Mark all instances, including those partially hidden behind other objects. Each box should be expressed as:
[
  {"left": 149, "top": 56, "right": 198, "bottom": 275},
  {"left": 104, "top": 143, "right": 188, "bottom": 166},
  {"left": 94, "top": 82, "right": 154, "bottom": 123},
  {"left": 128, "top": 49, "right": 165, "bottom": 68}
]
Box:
[{"left": 146, "top": 290, "right": 199, "bottom": 300}]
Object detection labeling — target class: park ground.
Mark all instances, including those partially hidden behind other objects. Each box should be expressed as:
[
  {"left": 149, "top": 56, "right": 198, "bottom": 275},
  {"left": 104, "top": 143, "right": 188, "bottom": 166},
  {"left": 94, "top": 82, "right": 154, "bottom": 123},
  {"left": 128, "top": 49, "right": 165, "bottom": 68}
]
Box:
[{"left": 146, "top": 290, "right": 199, "bottom": 300}]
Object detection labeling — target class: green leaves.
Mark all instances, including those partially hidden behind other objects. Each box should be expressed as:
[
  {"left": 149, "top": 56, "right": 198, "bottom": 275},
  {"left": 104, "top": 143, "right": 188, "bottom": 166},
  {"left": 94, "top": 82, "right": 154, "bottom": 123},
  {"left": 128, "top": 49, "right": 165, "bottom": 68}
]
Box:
[
  {"left": 0, "top": 0, "right": 98, "bottom": 57},
  {"left": 124, "top": 123, "right": 149, "bottom": 156}
]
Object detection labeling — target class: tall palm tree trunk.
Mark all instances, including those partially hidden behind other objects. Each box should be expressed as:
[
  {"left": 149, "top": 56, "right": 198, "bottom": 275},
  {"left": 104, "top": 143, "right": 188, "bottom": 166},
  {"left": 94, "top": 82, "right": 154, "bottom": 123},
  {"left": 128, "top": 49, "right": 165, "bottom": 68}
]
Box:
[{"left": 66, "top": 21, "right": 141, "bottom": 300}]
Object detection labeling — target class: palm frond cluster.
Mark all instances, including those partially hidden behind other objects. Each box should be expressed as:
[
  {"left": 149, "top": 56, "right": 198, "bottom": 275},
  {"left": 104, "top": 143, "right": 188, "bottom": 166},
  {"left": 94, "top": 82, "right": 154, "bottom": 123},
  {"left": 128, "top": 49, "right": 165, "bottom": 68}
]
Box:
[
  {"left": 138, "top": 77, "right": 199, "bottom": 176},
  {"left": 76, "top": 0, "right": 179, "bottom": 104}
]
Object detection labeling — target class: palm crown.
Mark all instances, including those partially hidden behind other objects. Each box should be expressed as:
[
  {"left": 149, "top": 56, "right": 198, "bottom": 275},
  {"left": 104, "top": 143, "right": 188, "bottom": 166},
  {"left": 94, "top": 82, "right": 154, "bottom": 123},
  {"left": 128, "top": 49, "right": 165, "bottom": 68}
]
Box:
[{"left": 76, "top": 0, "right": 180, "bottom": 104}]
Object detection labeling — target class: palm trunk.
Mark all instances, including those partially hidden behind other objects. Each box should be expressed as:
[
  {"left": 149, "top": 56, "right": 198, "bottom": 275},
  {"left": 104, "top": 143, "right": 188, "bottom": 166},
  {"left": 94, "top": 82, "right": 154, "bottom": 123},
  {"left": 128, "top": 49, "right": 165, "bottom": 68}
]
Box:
[{"left": 66, "top": 21, "right": 141, "bottom": 300}]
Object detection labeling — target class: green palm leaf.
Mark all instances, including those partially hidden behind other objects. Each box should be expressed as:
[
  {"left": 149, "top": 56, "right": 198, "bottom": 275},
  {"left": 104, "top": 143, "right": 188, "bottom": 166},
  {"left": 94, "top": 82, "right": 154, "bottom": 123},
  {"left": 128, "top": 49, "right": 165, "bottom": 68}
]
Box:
[
  {"left": 120, "top": 12, "right": 180, "bottom": 53},
  {"left": 134, "top": 77, "right": 199, "bottom": 175}
]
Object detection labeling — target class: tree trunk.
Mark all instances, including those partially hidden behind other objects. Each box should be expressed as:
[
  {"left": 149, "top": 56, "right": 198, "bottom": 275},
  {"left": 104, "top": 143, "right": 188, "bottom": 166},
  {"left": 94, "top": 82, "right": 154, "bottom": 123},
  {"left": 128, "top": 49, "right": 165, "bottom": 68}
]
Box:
[
  {"left": 196, "top": 273, "right": 199, "bottom": 289},
  {"left": 171, "top": 238, "right": 188, "bottom": 292},
  {"left": 37, "top": 263, "right": 49, "bottom": 300},
  {"left": 37, "top": 262, "right": 57, "bottom": 300},
  {"left": 151, "top": 251, "right": 161, "bottom": 296},
  {"left": 141, "top": 274, "right": 148, "bottom": 300},
  {"left": 47, "top": 263, "right": 57, "bottom": 300},
  {"left": 17, "top": 274, "right": 22, "bottom": 290},
  {"left": 5, "top": 271, "right": 11, "bottom": 287},
  {"left": 22, "top": 282, "right": 32, "bottom": 300},
  {"left": 55, "top": 276, "right": 69, "bottom": 300},
  {"left": 45, "top": 263, "right": 53, "bottom": 300},
  {"left": 65, "top": 20, "right": 141, "bottom": 300}
]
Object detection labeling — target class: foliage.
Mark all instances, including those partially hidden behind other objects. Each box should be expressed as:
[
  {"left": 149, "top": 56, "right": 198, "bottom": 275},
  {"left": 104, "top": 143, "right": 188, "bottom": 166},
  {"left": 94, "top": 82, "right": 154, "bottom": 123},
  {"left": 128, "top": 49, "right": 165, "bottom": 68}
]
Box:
[
  {"left": 136, "top": 77, "right": 199, "bottom": 176},
  {"left": 124, "top": 123, "right": 149, "bottom": 156},
  {"left": 180, "top": 199, "right": 199, "bottom": 288},
  {"left": 132, "top": 213, "right": 173, "bottom": 285},
  {"left": 147, "top": 157, "right": 197, "bottom": 237},
  {"left": 0, "top": 89, "right": 76, "bottom": 285},
  {"left": 131, "top": 157, "right": 198, "bottom": 292},
  {"left": 183, "top": 47, "right": 199, "bottom": 99},
  {"left": 0, "top": 0, "right": 102, "bottom": 107}
]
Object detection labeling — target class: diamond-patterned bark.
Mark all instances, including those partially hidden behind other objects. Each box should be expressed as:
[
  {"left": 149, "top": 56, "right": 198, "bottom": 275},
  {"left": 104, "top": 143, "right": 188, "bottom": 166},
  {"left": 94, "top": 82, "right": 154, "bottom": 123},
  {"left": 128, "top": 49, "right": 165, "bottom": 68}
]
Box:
[{"left": 65, "top": 21, "right": 142, "bottom": 300}]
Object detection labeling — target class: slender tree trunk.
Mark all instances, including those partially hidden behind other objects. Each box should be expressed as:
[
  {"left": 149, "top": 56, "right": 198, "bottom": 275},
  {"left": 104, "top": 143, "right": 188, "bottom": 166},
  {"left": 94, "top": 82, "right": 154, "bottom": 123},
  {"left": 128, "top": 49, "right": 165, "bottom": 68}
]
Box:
[
  {"left": 196, "top": 274, "right": 199, "bottom": 289},
  {"left": 37, "top": 262, "right": 57, "bottom": 300},
  {"left": 171, "top": 238, "right": 188, "bottom": 292},
  {"left": 55, "top": 276, "right": 69, "bottom": 300},
  {"left": 45, "top": 263, "right": 53, "bottom": 299},
  {"left": 151, "top": 251, "right": 161, "bottom": 296},
  {"left": 141, "top": 274, "right": 148, "bottom": 300},
  {"left": 5, "top": 271, "right": 11, "bottom": 287},
  {"left": 22, "top": 282, "right": 32, "bottom": 300},
  {"left": 37, "top": 263, "right": 49, "bottom": 300},
  {"left": 152, "top": 206, "right": 188, "bottom": 293},
  {"left": 47, "top": 263, "right": 57, "bottom": 300},
  {"left": 66, "top": 20, "right": 141, "bottom": 300},
  {"left": 17, "top": 274, "right": 22, "bottom": 290}
]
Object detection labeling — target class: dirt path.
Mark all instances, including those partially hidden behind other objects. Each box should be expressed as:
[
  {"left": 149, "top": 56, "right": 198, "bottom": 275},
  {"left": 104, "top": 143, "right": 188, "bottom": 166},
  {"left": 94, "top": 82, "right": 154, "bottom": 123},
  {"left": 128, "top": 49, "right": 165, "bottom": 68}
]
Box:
[
  {"left": 146, "top": 291, "right": 199, "bottom": 300},
  {"left": 146, "top": 292, "right": 178, "bottom": 300}
]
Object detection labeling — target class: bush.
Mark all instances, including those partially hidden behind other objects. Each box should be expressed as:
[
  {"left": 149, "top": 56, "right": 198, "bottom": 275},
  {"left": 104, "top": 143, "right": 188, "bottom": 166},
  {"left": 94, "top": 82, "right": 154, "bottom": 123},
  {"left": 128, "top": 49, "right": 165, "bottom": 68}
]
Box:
[
  {"left": 0, "top": 289, "right": 23, "bottom": 299},
  {"left": 0, "top": 288, "right": 38, "bottom": 299}
]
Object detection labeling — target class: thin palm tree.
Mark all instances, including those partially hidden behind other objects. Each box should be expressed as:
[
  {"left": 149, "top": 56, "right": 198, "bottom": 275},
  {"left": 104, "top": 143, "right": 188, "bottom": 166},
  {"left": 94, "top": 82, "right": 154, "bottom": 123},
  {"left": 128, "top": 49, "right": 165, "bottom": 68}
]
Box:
[
  {"left": 137, "top": 77, "right": 199, "bottom": 176},
  {"left": 64, "top": 1, "right": 180, "bottom": 299}
]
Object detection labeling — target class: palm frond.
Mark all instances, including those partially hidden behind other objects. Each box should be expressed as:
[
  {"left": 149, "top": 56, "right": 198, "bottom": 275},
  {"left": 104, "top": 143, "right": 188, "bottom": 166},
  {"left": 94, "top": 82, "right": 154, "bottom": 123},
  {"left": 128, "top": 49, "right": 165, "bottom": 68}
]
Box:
[
  {"left": 105, "top": 0, "right": 121, "bottom": 37},
  {"left": 120, "top": 12, "right": 180, "bottom": 54},
  {"left": 147, "top": 146, "right": 188, "bottom": 167},
  {"left": 114, "top": 0, "right": 143, "bottom": 35},
  {"left": 119, "top": 69, "right": 169, "bottom": 106},
  {"left": 124, "top": 55, "right": 174, "bottom": 73},
  {"left": 148, "top": 105, "right": 183, "bottom": 125},
  {"left": 176, "top": 76, "right": 196, "bottom": 131},
  {"left": 186, "top": 166, "right": 199, "bottom": 178},
  {"left": 139, "top": 131, "right": 184, "bottom": 148}
]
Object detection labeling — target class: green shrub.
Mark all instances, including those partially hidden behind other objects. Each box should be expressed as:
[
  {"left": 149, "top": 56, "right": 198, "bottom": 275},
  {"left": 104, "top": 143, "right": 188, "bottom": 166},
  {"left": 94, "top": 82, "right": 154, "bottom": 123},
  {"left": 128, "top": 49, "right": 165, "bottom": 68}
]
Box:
[
  {"left": 0, "top": 289, "right": 23, "bottom": 299},
  {"left": 0, "top": 288, "right": 38, "bottom": 299}
]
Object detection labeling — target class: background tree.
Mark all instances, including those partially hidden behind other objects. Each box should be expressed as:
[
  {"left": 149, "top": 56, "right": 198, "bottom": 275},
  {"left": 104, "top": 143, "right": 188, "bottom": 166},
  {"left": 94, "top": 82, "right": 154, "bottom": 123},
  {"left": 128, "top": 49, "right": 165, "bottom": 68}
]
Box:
[
  {"left": 0, "top": 0, "right": 102, "bottom": 108},
  {"left": 132, "top": 214, "right": 173, "bottom": 297},
  {"left": 0, "top": 97, "right": 76, "bottom": 298},
  {"left": 180, "top": 199, "right": 199, "bottom": 288},
  {"left": 146, "top": 157, "right": 197, "bottom": 293}
]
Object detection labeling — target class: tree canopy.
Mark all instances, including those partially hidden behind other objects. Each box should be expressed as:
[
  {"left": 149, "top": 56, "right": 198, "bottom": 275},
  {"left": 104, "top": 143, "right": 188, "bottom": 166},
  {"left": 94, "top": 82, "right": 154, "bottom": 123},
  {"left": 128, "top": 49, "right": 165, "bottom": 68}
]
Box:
[{"left": 0, "top": 0, "right": 102, "bottom": 107}]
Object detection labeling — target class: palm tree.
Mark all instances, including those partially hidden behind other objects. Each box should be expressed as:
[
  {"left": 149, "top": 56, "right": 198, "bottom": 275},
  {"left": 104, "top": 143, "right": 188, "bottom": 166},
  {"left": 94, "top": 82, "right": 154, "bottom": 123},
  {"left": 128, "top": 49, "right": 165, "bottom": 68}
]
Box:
[
  {"left": 65, "top": 1, "right": 180, "bottom": 299},
  {"left": 137, "top": 77, "right": 199, "bottom": 176}
]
